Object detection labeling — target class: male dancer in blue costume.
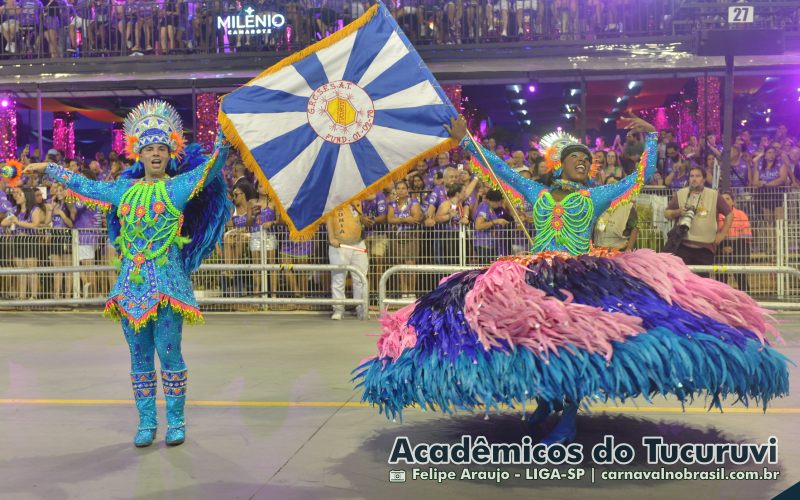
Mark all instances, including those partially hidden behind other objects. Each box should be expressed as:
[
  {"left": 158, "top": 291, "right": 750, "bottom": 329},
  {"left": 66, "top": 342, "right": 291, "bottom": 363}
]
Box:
[{"left": 25, "top": 100, "right": 232, "bottom": 447}]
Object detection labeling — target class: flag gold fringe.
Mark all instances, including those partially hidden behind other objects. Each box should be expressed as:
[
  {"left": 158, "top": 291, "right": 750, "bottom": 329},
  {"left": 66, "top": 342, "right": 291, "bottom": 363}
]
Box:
[{"left": 218, "top": 2, "right": 457, "bottom": 240}]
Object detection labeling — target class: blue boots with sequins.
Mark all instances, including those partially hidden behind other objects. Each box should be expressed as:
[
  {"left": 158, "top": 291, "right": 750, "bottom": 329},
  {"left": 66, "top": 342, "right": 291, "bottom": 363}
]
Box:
[
  {"left": 162, "top": 369, "right": 188, "bottom": 446},
  {"left": 540, "top": 400, "right": 578, "bottom": 445},
  {"left": 527, "top": 397, "right": 577, "bottom": 445},
  {"left": 131, "top": 369, "right": 187, "bottom": 447},
  {"left": 131, "top": 371, "right": 158, "bottom": 447},
  {"left": 526, "top": 398, "right": 564, "bottom": 427}
]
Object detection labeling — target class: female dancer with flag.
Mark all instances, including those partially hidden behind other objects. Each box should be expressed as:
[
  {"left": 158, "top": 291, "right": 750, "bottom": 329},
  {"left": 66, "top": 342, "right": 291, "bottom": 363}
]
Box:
[
  {"left": 355, "top": 115, "right": 789, "bottom": 444},
  {"left": 24, "top": 100, "right": 232, "bottom": 447}
]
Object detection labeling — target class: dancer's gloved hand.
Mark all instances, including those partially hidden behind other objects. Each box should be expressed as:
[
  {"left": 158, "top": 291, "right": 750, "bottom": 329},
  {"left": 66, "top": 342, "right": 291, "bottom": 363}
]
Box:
[
  {"left": 444, "top": 115, "right": 469, "bottom": 142},
  {"left": 619, "top": 114, "right": 656, "bottom": 134},
  {"left": 21, "top": 162, "right": 49, "bottom": 175}
]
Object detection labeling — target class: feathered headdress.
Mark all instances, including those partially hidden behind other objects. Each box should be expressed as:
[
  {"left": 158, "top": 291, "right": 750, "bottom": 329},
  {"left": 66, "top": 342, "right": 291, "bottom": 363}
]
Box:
[
  {"left": 540, "top": 131, "right": 591, "bottom": 178},
  {"left": 0, "top": 159, "right": 23, "bottom": 187},
  {"left": 123, "top": 99, "right": 186, "bottom": 160}
]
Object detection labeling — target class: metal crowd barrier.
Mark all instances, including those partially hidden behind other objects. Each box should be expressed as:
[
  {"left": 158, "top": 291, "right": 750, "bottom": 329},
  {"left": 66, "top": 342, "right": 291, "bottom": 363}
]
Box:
[
  {"left": 378, "top": 264, "right": 476, "bottom": 309},
  {"left": 1, "top": 186, "right": 798, "bottom": 312},
  {"left": 0, "top": 263, "right": 369, "bottom": 319},
  {"left": 378, "top": 264, "right": 800, "bottom": 312}
]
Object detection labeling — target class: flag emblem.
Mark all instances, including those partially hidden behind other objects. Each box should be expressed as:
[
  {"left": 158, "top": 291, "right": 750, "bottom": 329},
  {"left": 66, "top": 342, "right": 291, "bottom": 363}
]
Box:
[
  {"left": 219, "top": 2, "right": 457, "bottom": 239},
  {"left": 307, "top": 80, "right": 375, "bottom": 144}
]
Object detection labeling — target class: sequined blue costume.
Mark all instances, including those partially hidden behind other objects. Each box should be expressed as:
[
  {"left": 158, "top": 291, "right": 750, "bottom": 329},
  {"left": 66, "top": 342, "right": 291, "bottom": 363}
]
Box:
[
  {"left": 45, "top": 147, "right": 228, "bottom": 328},
  {"left": 44, "top": 141, "right": 229, "bottom": 447},
  {"left": 42, "top": 100, "right": 232, "bottom": 447},
  {"left": 459, "top": 132, "right": 658, "bottom": 254}
]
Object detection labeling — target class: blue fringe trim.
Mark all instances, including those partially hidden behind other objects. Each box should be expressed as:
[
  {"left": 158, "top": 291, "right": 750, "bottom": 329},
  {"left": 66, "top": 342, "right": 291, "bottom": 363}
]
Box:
[
  {"left": 353, "top": 327, "right": 791, "bottom": 421},
  {"left": 408, "top": 269, "right": 490, "bottom": 362}
]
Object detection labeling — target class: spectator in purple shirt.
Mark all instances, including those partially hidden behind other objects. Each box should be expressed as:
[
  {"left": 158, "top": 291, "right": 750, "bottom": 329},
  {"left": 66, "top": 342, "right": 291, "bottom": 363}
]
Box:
[
  {"left": 361, "top": 187, "right": 389, "bottom": 294},
  {"left": 435, "top": 182, "right": 470, "bottom": 265},
  {"left": 43, "top": 0, "right": 67, "bottom": 58},
  {"left": 472, "top": 188, "right": 509, "bottom": 263},
  {"left": 67, "top": 0, "right": 92, "bottom": 53},
  {"left": 1, "top": 188, "right": 44, "bottom": 299},
  {"left": 458, "top": 168, "right": 479, "bottom": 215},
  {"left": 430, "top": 152, "right": 452, "bottom": 180},
  {"left": 44, "top": 183, "right": 74, "bottom": 298},
  {"left": 73, "top": 200, "right": 101, "bottom": 297},
  {"left": 664, "top": 159, "right": 689, "bottom": 189},
  {"left": 424, "top": 166, "right": 458, "bottom": 226},
  {"left": 728, "top": 146, "right": 750, "bottom": 189},
  {"left": 789, "top": 147, "right": 800, "bottom": 189},
  {"left": 387, "top": 179, "right": 422, "bottom": 298},
  {"left": 409, "top": 159, "right": 430, "bottom": 187},
  {"left": 0, "top": 188, "right": 12, "bottom": 217},
  {"left": 249, "top": 182, "right": 278, "bottom": 300}
]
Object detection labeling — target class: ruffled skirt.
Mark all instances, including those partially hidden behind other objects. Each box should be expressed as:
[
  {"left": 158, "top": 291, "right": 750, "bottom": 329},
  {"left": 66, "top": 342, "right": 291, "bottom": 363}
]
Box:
[{"left": 353, "top": 249, "right": 790, "bottom": 420}]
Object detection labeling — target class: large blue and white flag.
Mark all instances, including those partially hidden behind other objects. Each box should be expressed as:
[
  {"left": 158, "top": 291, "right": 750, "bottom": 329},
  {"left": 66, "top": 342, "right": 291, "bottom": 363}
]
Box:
[{"left": 219, "top": 2, "right": 457, "bottom": 239}]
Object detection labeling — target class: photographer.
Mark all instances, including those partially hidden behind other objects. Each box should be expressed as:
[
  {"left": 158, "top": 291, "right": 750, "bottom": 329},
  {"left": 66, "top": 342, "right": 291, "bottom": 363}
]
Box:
[
  {"left": 664, "top": 166, "right": 733, "bottom": 275},
  {"left": 593, "top": 177, "right": 638, "bottom": 252}
]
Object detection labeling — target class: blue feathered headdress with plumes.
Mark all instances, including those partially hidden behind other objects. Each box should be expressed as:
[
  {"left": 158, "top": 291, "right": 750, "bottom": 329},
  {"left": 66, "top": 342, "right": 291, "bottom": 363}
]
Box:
[{"left": 108, "top": 143, "right": 231, "bottom": 273}]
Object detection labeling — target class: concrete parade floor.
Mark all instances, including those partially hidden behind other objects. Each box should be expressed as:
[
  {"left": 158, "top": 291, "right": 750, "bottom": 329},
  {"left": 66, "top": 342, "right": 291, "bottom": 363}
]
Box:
[{"left": 0, "top": 312, "right": 798, "bottom": 500}]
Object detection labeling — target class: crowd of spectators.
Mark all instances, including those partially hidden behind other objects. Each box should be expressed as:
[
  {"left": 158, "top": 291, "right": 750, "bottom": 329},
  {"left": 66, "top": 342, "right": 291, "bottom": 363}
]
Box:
[
  {"left": 1, "top": 121, "right": 798, "bottom": 303},
  {"left": 1, "top": 0, "right": 795, "bottom": 59},
  {"left": 590, "top": 123, "right": 800, "bottom": 191}
]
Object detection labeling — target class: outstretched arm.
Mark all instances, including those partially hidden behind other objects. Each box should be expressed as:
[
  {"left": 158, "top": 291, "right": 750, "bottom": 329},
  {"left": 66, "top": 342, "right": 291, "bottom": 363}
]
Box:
[
  {"left": 25, "top": 162, "right": 129, "bottom": 208},
  {"left": 445, "top": 116, "right": 546, "bottom": 202},
  {"left": 171, "top": 130, "right": 232, "bottom": 207},
  {"left": 591, "top": 117, "right": 658, "bottom": 214}
]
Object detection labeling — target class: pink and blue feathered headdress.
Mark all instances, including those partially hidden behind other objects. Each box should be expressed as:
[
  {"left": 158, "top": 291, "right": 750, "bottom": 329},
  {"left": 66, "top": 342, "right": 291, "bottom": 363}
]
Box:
[{"left": 123, "top": 99, "right": 186, "bottom": 160}]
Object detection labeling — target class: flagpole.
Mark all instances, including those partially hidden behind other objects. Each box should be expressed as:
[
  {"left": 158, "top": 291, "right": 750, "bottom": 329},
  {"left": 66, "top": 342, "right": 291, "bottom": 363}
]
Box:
[{"left": 464, "top": 132, "right": 536, "bottom": 249}]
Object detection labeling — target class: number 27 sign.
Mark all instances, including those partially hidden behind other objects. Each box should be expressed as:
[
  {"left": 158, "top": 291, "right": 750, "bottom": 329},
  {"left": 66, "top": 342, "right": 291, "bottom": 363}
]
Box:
[{"left": 728, "top": 5, "right": 754, "bottom": 23}]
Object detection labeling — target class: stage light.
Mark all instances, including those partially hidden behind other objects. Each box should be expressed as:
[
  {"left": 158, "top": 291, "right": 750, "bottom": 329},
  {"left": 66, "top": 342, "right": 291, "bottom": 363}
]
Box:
[
  {"left": 528, "top": 83, "right": 537, "bottom": 93},
  {"left": 0, "top": 99, "right": 8, "bottom": 108},
  {"left": 507, "top": 84, "right": 522, "bottom": 94},
  {"left": 516, "top": 110, "right": 528, "bottom": 115},
  {"left": 603, "top": 118, "right": 610, "bottom": 124},
  {"left": 524, "top": 120, "right": 531, "bottom": 125},
  {"left": 512, "top": 99, "right": 527, "bottom": 106},
  {"left": 628, "top": 81, "right": 641, "bottom": 90},
  {"left": 766, "top": 117, "right": 771, "bottom": 123},
  {"left": 557, "top": 126, "right": 562, "bottom": 132},
  {"left": 766, "top": 108, "right": 772, "bottom": 113},
  {"left": 569, "top": 89, "right": 580, "bottom": 97}
]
